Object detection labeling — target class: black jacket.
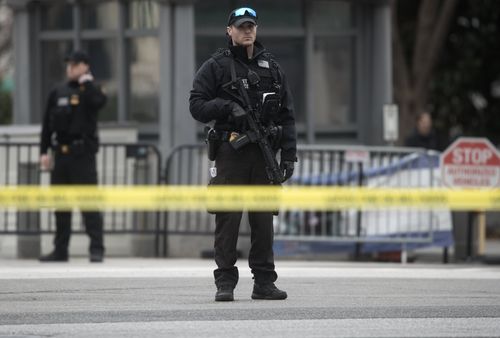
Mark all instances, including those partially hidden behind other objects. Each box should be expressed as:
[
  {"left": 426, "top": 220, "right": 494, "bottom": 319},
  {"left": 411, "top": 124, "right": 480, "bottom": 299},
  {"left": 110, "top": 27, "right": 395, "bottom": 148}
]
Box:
[
  {"left": 40, "top": 80, "right": 107, "bottom": 154},
  {"left": 404, "top": 129, "right": 441, "bottom": 151},
  {"left": 189, "top": 40, "right": 297, "bottom": 161}
]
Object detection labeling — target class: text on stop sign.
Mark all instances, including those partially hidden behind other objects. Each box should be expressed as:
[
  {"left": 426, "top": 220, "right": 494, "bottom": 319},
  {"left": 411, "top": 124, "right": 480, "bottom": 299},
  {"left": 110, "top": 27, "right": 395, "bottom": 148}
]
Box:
[{"left": 452, "top": 147, "right": 493, "bottom": 165}]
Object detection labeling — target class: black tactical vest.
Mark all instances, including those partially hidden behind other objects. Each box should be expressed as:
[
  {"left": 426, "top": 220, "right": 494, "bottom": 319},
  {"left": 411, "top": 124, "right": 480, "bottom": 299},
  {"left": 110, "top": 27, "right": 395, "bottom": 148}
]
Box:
[
  {"left": 49, "top": 83, "right": 83, "bottom": 135},
  {"left": 213, "top": 48, "right": 282, "bottom": 122}
]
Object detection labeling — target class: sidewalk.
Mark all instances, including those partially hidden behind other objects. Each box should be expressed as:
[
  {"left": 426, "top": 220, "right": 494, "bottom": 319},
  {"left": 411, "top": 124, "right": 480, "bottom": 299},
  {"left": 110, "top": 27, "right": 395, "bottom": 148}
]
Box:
[
  {"left": 2, "top": 258, "right": 500, "bottom": 280},
  {"left": 2, "top": 258, "right": 500, "bottom": 337}
]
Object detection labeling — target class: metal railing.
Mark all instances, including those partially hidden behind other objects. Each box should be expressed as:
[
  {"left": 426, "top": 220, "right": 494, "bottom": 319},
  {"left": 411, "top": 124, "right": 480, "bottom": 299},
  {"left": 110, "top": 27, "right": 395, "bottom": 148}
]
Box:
[
  {"left": 0, "top": 143, "right": 162, "bottom": 240},
  {"left": 277, "top": 145, "right": 450, "bottom": 261},
  {"left": 1, "top": 141, "right": 453, "bottom": 260}
]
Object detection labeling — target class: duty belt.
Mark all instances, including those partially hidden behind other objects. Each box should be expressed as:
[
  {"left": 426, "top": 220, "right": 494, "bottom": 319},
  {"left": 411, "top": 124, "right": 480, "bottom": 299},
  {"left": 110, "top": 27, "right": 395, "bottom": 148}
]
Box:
[
  {"left": 54, "top": 139, "right": 85, "bottom": 155},
  {"left": 59, "top": 144, "right": 70, "bottom": 154}
]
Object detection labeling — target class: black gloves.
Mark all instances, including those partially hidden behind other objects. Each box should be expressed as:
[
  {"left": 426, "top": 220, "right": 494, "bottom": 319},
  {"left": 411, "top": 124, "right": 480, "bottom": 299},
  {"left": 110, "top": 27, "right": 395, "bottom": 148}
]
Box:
[
  {"left": 280, "top": 160, "right": 295, "bottom": 182},
  {"left": 229, "top": 102, "right": 248, "bottom": 131}
]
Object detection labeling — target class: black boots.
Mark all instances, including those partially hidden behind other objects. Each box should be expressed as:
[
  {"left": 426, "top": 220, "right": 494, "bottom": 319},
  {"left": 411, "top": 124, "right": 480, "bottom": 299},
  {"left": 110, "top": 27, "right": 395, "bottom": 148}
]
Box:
[
  {"left": 90, "top": 252, "right": 104, "bottom": 263},
  {"left": 251, "top": 283, "right": 287, "bottom": 300},
  {"left": 39, "top": 252, "right": 68, "bottom": 262},
  {"left": 215, "top": 286, "right": 234, "bottom": 301},
  {"left": 215, "top": 283, "right": 287, "bottom": 301},
  {"left": 39, "top": 252, "right": 104, "bottom": 262}
]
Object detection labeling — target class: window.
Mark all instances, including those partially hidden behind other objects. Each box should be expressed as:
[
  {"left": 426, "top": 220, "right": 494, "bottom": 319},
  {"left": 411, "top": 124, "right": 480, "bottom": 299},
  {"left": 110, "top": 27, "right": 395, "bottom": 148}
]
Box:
[
  {"left": 37, "top": 0, "right": 160, "bottom": 126},
  {"left": 234, "top": 0, "right": 303, "bottom": 28},
  {"left": 311, "top": 0, "right": 352, "bottom": 30},
  {"left": 41, "top": 3, "right": 73, "bottom": 30},
  {"left": 128, "top": 38, "right": 160, "bottom": 122},
  {"left": 41, "top": 41, "right": 73, "bottom": 107},
  {"left": 82, "top": 40, "right": 119, "bottom": 121},
  {"left": 194, "top": 1, "right": 230, "bottom": 28},
  {"left": 128, "top": 0, "right": 160, "bottom": 29},
  {"left": 82, "top": 1, "right": 119, "bottom": 30},
  {"left": 311, "top": 1, "right": 356, "bottom": 130},
  {"left": 313, "top": 36, "right": 354, "bottom": 128}
]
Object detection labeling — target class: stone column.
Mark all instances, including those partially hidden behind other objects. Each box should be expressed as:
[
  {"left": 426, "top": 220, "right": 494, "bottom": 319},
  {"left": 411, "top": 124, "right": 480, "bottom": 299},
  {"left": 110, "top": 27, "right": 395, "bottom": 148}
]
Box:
[
  {"left": 370, "top": 1, "right": 393, "bottom": 145},
  {"left": 158, "top": 0, "right": 196, "bottom": 160},
  {"left": 6, "top": 0, "right": 34, "bottom": 125}
]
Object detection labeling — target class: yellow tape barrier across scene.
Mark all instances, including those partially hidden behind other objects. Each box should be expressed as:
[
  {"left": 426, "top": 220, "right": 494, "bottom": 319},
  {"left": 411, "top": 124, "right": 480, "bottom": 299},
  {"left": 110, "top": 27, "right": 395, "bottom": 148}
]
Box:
[{"left": 0, "top": 186, "right": 499, "bottom": 211}]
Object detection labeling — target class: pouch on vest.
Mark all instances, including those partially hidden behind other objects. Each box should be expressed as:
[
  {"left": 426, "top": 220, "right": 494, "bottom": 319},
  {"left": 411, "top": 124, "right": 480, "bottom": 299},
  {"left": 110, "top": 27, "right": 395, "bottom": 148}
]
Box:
[
  {"left": 205, "top": 127, "right": 221, "bottom": 161},
  {"left": 50, "top": 105, "right": 73, "bottom": 132},
  {"left": 261, "top": 92, "right": 280, "bottom": 121}
]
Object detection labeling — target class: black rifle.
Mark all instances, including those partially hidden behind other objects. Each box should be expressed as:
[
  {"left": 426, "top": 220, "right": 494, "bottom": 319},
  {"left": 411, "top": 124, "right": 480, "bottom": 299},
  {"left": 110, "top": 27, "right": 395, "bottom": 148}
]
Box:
[{"left": 222, "top": 77, "right": 284, "bottom": 185}]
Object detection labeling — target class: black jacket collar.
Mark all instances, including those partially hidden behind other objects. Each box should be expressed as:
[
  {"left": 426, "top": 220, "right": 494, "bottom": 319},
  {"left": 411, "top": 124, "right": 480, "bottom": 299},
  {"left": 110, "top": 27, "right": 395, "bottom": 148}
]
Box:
[{"left": 228, "top": 40, "right": 266, "bottom": 64}]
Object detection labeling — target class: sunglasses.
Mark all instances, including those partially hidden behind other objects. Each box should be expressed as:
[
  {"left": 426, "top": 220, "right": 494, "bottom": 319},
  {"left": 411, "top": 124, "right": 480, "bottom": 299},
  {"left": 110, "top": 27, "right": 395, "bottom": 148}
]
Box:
[{"left": 232, "top": 7, "right": 257, "bottom": 18}]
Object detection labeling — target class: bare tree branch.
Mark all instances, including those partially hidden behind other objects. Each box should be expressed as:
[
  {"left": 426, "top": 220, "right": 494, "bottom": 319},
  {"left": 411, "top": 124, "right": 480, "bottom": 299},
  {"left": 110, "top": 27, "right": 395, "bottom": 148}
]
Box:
[
  {"left": 412, "top": 0, "right": 440, "bottom": 84},
  {"left": 415, "top": 0, "right": 459, "bottom": 101},
  {"left": 393, "top": 0, "right": 459, "bottom": 143},
  {"left": 391, "top": 0, "right": 411, "bottom": 98}
]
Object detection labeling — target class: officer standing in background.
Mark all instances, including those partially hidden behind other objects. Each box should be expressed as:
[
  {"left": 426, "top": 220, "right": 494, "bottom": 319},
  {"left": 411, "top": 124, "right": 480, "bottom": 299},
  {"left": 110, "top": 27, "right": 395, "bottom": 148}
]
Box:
[
  {"left": 190, "top": 7, "right": 297, "bottom": 301},
  {"left": 404, "top": 111, "right": 441, "bottom": 151},
  {"left": 39, "top": 50, "right": 107, "bottom": 263}
]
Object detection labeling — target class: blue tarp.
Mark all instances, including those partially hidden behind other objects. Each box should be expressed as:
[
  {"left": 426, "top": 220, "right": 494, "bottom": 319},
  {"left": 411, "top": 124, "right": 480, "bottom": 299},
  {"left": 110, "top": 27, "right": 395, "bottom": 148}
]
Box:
[
  {"left": 290, "top": 152, "right": 439, "bottom": 186},
  {"left": 274, "top": 230, "right": 453, "bottom": 256}
]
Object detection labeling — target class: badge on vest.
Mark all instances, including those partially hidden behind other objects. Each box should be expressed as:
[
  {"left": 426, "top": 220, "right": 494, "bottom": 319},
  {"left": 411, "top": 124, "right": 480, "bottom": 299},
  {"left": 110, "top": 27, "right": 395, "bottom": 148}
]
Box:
[
  {"left": 257, "top": 60, "right": 270, "bottom": 69},
  {"left": 57, "top": 97, "right": 69, "bottom": 107},
  {"left": 70, "top": 94, "right": 80, "bottom": 105}
]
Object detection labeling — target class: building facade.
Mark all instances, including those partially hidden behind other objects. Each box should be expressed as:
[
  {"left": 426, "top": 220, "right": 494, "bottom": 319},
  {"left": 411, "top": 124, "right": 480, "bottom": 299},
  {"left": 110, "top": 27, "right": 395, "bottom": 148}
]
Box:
[{"left": 7, "top": 0, "right": 392, "bottom": 157}]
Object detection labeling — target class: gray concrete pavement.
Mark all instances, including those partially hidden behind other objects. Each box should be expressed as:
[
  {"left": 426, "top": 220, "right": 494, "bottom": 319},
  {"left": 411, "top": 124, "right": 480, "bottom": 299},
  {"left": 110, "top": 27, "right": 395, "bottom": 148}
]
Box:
[{"left": 1, "top": 259, "right": 500, "bottom": 337}]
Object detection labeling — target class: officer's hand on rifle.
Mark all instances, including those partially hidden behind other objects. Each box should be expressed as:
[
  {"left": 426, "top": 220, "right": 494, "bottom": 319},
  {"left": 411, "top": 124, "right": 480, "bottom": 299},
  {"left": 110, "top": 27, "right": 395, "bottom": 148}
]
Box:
[
  {"left": 229, "top": 102, "right": 248, "bottom": 131},
  {"left": 280, "top": 160, "right": 294, "bottom": 181}
]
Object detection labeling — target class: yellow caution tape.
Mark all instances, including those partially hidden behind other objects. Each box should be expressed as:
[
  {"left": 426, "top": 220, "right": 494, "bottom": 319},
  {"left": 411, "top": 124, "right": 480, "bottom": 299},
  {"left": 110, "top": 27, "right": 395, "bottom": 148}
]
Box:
[{"left": 0, "top": 185, "right": 499, "bottom": 211}]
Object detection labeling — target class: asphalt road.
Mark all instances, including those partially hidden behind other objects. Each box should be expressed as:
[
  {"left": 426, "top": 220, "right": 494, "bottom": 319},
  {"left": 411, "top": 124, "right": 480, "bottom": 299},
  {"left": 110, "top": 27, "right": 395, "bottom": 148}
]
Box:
[{"left": 1, "top": 259, "right": 500, "bottom": 337}]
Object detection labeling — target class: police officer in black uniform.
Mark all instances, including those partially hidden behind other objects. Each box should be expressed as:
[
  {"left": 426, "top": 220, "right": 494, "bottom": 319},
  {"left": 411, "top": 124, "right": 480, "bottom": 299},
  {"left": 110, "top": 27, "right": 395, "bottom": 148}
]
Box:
[
  {"left": 39, "top": 50, "right": 107, "bottom": 263},
  {"left": 189, "top": 7, "right": 297, "bottom": 301}
]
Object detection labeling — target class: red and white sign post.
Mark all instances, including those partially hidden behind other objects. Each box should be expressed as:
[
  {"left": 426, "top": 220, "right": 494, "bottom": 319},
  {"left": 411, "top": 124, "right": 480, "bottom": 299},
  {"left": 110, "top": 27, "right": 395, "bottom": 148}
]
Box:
[
  {"left": 440, "top": 137, "right": 500, "bottom": 188},
  {"left": 440, "top": 137, "right": 500, "bottom": 261}
]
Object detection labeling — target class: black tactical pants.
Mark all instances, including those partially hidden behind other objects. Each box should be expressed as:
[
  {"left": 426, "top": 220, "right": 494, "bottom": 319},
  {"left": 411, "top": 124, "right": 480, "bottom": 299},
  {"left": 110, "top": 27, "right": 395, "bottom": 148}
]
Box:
[
  {"left": 211, "top": 142, "right": 277, "bottom": 288},
  {"left": 50, "top": 151, "right": 104, "bottom": 257}
]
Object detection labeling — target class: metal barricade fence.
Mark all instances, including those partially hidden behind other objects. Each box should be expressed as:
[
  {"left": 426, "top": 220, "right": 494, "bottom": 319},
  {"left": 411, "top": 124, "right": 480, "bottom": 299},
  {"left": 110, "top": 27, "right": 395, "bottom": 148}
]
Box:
[
  {"left": 0, "top": 143, "right": 162, "bottom": 248},
  {"left": 1, "top": 142, "right": 449, "bottom": 259},
  {"left": 162, "top": 145, "right": 225, "bottom": 256},
  {"left": 162, "top": 144, "right": 225, "bottom": 258},
  {"left": 278, "top": 145, "right": 448, "bottom": 261},
  {"left": 162, "top": 143, "right": 450, "bottom": 259}
]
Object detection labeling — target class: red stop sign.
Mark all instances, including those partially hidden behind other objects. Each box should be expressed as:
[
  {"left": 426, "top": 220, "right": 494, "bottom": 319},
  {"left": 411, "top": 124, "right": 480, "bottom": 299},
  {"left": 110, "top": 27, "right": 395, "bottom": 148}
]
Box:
[{"left": 440, "top": 137, "right": 500, "bottom": 188}]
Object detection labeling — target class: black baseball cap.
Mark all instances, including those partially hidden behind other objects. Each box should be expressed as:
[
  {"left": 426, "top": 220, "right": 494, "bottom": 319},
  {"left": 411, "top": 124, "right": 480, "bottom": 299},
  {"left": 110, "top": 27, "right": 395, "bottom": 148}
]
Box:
[
  {"left": 227, "top": 7, "right": 257, "bottom": 27},
  {"left": 64, "top": 50, "right": 89, "bottom": 64}
]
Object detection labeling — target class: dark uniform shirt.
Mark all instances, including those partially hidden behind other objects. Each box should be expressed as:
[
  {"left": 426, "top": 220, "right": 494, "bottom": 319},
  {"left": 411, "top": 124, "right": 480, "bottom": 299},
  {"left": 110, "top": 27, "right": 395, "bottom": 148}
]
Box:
[
  {"left": 189, "top": 40, "right": 297, "bottom": 161},
  {"left": 40, "top": 80, "right": 107, "bottom": 155}
]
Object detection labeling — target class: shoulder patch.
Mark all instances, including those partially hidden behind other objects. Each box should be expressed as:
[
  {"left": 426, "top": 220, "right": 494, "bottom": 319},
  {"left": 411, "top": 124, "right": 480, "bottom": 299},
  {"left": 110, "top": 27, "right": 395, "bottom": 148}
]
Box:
[
  {"left": 211, "top": 48, "right": 230, "bottom": 60},
  {"left": 257, "top": 59, "right": 270, "bottom": 69},
  {"left": 262, "top": 52, "right": 276, "bottom": 61},
  {"left": 261, "top": 52, "right": 279, "bottom": 69}
]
